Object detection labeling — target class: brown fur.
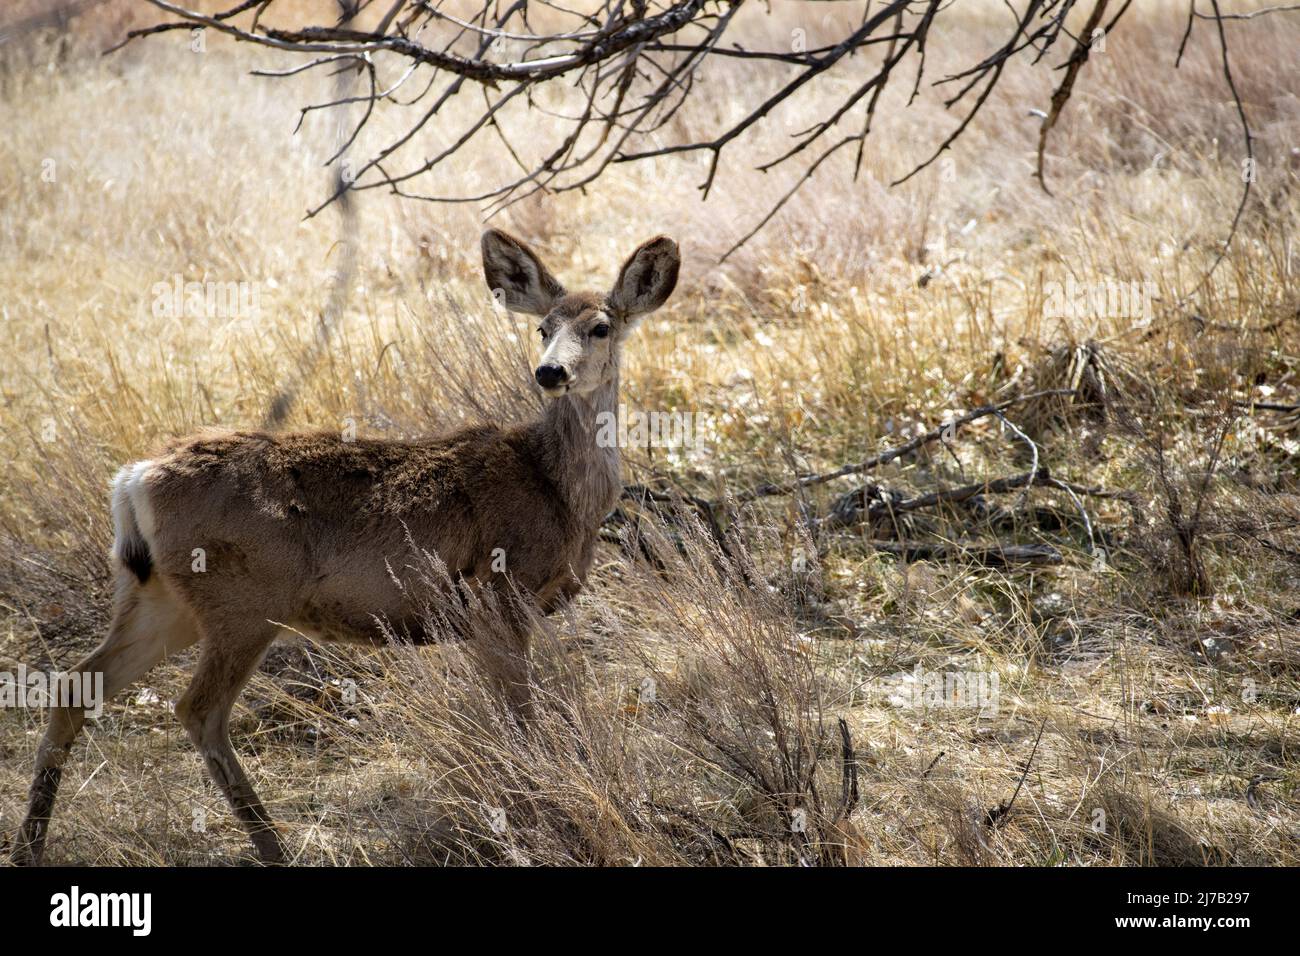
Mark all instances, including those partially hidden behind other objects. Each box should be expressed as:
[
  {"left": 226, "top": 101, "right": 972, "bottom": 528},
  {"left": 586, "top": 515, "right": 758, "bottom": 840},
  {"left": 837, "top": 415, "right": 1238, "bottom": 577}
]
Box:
[{"left": 13, "top": 230, "right": 679, "bottom": 865}]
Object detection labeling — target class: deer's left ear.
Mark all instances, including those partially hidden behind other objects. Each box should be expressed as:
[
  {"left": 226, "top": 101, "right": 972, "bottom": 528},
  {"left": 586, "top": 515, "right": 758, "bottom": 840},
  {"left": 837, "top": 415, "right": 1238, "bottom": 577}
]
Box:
[{"left": 608, "top": 236, "right": 680, "bottom": 321}]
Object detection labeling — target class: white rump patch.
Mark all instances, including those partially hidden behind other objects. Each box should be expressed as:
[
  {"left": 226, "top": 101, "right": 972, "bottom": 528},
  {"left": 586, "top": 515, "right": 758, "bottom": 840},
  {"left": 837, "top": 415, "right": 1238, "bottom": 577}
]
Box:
[
  {"left": 110, "top": 460, "right": 159, "bottom": 558},
  {"left": 109, "top": 466, "right": 135, "bottom": 563}
]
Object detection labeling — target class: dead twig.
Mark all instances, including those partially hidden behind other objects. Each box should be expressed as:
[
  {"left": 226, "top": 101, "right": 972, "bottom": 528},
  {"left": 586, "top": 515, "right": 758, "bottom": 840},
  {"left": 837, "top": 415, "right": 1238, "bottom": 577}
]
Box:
[
  {"left": 736, "top": 389, "right": 1077, "bottom": 506},
  {"left": 985, "top": 718, "right": 1049, "bottom": 829}
]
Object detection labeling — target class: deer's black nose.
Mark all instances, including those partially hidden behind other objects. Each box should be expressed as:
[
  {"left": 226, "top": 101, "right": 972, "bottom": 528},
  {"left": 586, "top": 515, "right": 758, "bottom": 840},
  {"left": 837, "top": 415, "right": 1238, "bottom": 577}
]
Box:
[{"left": 535, "top": 364, "right": 568, "bottom": 389}]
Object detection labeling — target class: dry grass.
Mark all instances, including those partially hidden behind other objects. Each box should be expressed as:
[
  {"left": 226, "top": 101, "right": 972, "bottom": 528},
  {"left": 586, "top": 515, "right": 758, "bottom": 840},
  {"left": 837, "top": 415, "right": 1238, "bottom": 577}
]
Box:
[{"left": 1, "top": 0, "right": 1298, "bottom": 865}]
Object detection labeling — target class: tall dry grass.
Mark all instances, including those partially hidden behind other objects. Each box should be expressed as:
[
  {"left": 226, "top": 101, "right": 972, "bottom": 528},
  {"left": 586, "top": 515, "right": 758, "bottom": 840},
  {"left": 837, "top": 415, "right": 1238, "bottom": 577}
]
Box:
[{"left": 0, "top": 1, "right": 1297, "bottom": 865}]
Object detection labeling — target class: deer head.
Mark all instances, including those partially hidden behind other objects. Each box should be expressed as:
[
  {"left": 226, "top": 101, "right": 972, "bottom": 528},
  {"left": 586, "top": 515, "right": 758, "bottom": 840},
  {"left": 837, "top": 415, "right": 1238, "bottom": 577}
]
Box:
[{"left": 481, "top": 229, "right": 680, "bottom": 397}]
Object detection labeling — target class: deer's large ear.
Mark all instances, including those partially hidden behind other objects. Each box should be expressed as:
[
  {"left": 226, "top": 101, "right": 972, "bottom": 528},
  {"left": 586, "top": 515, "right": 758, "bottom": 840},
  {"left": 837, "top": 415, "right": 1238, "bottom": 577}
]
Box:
[
  {"left": 608, "top": 236, "right": 680, "bottom": 321},
  {"left": 481, "top": 228, "right": 565, "bottom": 315}
]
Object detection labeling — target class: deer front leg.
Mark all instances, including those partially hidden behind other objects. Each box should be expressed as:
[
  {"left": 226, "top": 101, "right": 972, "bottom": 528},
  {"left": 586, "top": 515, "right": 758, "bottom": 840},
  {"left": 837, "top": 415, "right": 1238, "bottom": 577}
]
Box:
[{"left": 454, "top": 567, "right": 540, "bottom": 720}]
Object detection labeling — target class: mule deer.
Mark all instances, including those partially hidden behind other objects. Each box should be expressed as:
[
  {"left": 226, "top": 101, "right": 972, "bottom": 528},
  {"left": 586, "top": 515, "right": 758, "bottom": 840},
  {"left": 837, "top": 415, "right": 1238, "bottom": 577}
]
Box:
[{"left": 13, "top": 229, "right": 680, "bottom": 865}]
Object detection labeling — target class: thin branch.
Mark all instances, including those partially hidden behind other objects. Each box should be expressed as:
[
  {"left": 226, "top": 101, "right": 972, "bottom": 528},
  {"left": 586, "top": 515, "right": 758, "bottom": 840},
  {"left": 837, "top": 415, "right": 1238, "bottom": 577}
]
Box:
[{"left": 735, "top": 389, "right": 1076, "bottom": 505}]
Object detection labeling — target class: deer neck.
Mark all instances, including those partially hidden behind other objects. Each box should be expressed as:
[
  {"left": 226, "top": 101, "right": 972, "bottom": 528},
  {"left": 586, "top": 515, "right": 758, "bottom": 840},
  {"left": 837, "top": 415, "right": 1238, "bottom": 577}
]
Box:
[{"left": 538, "top": 372, "right": 622, "bottom": 527}]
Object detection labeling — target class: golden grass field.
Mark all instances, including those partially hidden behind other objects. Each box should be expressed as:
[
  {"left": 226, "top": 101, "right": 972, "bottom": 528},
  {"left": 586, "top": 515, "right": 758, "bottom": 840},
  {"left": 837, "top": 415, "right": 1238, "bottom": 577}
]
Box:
[{"left": 1, "top": 0, "right": 1298, "bottom": 865}]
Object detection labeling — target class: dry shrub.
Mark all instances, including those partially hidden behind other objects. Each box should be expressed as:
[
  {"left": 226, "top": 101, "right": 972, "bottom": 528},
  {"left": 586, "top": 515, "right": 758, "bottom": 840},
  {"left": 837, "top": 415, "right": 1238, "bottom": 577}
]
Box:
[
  {"left": 1022, "top": 340, "right": 1156, "bottom": 437},
  {"left": 1105, "top": 382, "right": 1241, "bottom": 598},
  {"left": 310, "top": 516, "right": 868, "bottom": 866}
]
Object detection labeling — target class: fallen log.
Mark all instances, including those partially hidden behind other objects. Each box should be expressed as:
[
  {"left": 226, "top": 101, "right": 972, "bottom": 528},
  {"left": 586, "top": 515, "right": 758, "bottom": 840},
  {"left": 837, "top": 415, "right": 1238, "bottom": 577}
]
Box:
[{"left": 866, "top": 540, "right": 1063, "bottom": 567}]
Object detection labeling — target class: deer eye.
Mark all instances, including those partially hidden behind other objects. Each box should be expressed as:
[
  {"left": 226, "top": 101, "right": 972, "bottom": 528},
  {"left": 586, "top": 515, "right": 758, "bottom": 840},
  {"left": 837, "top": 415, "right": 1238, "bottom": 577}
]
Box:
[
  {"left": 537, "top": 326, "right": 547, "bottom": 339},
  {"left": 590, "top": 323, "right": 610, "bottom": 338}
]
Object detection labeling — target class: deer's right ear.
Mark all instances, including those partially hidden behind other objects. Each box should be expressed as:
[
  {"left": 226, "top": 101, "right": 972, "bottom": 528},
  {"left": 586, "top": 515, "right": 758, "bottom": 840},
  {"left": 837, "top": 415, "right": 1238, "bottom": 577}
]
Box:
[{"left": 481, "top": 229, "right": 565, "bottom": 316}]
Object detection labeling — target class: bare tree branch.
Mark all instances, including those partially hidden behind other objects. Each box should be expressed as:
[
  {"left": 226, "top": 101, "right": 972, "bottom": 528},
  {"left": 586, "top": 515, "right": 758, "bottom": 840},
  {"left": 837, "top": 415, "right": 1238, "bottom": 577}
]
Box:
[{"left": 110, "top": 0, "right": 1291, "bottom": 261}]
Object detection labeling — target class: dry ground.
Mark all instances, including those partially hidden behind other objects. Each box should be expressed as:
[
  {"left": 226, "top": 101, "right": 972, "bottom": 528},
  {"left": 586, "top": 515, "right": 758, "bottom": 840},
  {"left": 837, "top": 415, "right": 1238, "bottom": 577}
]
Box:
[{"left": 0, "top": 0, "right": 1297, "bottom": 865}]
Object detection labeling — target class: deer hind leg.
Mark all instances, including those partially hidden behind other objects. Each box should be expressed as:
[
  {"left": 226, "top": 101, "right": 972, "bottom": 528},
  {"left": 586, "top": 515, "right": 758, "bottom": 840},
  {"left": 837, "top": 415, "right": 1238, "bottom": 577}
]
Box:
[
  {"left": 13, "top": 574, "right": 199, "bottom": 865},
  {"left": 175, "top": 620, "right": 285, "bottom": 864}
]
